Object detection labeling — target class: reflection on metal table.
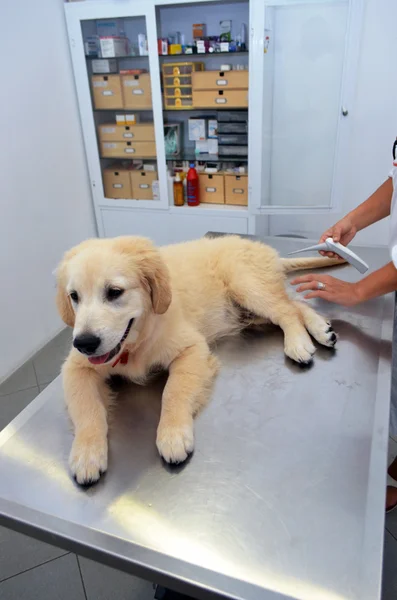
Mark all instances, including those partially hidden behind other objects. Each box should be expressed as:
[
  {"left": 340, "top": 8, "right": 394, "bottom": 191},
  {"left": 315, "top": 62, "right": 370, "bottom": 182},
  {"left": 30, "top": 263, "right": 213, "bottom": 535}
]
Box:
[{"left": 0, "top": 237, "right": 393, "bottom": 600}]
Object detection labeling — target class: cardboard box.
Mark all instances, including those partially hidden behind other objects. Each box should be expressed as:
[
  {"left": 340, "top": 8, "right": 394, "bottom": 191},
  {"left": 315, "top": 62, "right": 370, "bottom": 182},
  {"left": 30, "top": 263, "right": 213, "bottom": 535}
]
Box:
[
  {"left": 98, "top": 123, "right": 155, "bottom": 143},
  {"left": 188, "top": 119, "right": 206, "bottom": 141},
  {"left": 224, "top": 174, "right": 248, "bottom": 206},
  {"left": 130, "top": 170, "right": 158, "bottom": 200},
  {"left": 103, "top": 168, "right": 132, "bottom": 199},
  {"left": 100, "top": 141, "right": 156, "bottom": 159},
  {"left": 192, "top": 70, "right": 248, "bottom": 90},
  {"left": 92, "top": 59, "right": 118, "bottom": 74},
  {"left": 193, "top": 89, "right": 248, "bottom": 109},
  {"left": 122, "top": 74, "right": 152, "bottom": 109},
  {"left": 199, "top": 173, "right": 225, "bottom": 204},
  {"left": 100, "top": 37, "right": 128, "bottom": 58},
  {"left": 92, "top": 75, "right": 123, "bottom": 109},
  {"left": 193, "top": 23, "right": 206, "bottom": 39}
]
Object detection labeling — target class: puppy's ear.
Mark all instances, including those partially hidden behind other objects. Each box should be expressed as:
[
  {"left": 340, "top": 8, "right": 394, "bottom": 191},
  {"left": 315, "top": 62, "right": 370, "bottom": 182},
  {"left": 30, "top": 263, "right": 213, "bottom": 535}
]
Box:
[
  {"left": 117, "top": 237, "right": 172, "bottom": 315},
  {"left": 55, "top": 255, "right": 75, "bottom": 328}
]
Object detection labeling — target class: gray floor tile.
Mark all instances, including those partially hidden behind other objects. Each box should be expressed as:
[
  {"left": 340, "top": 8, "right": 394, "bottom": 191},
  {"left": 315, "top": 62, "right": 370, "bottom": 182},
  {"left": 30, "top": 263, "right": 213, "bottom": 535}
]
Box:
[
  {"left": 78, "top": 556, "right": 154, "bottom": 600},
  {"left": 0, "top": 387, "right": 39, "bottom": 431},
  {"left": 0, "top": 361, "right": 37, "bottom": 397},
  {"left": 33, "top": 328, "right": 72, "bottom": 386},
  {"left": 0, "top": 526, "right": 67, "bottom": 582},
  {"left": 0, "top": 553, "right": 85, "bottom": 600},
  {"left": 382, "top": 530, "right": 397, "bottom": 600}
]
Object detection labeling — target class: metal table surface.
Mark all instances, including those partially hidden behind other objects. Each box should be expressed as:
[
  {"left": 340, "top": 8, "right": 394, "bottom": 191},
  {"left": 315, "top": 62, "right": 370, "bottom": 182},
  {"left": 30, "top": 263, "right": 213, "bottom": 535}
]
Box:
[{"left": 0, "top": 237, "right": 393, "bottom": 600}]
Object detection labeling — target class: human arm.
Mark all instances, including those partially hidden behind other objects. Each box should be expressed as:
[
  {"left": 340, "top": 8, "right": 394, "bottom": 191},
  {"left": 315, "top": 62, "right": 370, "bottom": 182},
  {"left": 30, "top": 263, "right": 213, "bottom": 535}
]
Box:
[
  {"left": 320, "top": 178, "right": 393, "bottom": 257},
  {"left": 291, "top": 261, "right": 397, "bottom": 307}
]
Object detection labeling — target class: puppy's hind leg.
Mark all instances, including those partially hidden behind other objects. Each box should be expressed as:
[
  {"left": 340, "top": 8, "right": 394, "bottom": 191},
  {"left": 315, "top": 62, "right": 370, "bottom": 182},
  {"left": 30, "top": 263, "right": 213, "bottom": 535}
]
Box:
[{"left": 230, "top": 275, "right": 315, "bottom": 365}]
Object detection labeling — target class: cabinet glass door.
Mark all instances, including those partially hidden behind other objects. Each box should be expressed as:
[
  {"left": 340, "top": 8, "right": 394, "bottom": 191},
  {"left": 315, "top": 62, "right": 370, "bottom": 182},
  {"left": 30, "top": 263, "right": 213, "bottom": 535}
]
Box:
[
  {"left": 65, "top": 3, "right": 167, "bottom": 213},
  {"left": 249, "top": 0, "right": 355, "bottom": 213}
]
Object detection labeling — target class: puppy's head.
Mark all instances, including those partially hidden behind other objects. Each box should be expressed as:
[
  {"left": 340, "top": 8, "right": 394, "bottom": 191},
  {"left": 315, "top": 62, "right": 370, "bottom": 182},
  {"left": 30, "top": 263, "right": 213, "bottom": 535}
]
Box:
[{"left": 56, "top": 236, "right": 171, "bottom": 365}]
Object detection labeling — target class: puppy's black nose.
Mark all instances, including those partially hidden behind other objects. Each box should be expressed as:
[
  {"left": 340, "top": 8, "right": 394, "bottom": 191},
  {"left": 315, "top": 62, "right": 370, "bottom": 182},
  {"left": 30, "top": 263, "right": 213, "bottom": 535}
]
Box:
[{"left": 73, "top": 333, "right": 101, "bottom": 355}]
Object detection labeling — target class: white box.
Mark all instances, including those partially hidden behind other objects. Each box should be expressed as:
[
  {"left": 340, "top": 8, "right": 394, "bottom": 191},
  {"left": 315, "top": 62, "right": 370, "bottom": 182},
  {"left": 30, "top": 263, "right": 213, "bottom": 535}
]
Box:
[
  {"left": 92, "top": 59, "right": 118, "bottom": 74},
  {"left": 189, "top": 119, "right": 206, "bottom": 141},
  {"left": 100, "top": 37, "right": 128, "bottom": 58},
  {"left": 138, "top": 34, "right": 148, "bottom": 56},
  {"left": 208, "top": 119, "right": 218, "bottom": 138}
]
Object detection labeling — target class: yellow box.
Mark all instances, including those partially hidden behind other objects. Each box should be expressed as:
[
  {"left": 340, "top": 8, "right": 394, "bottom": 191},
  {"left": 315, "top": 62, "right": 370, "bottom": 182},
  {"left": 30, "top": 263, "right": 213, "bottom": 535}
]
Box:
[
  {"left": 92, "top": 75, "right": 123, "bottom": 109},
  {"left": 224, "top": 174, "right": 248, "bottom": 206},
  {"left": 193, "top": 89, "right": 248, "bottom": 109},
  {"left": 162, "top": 62, "right": 204, "bottom": 77},
  {"left": 122, "top": 74, "right": 152, "bottom": 109},
  {"left": 100, "top": 141, "right": 156, "bottom": 159},
  {"left": 169, "top": 44, "right": 183, "bottom": 55},
  {"left": 130, "top": 170, "right": 158, "bottom": 200},
  {"left": 103, "top": 168, "right": 132, "bottom": 199},
  {"left": 98, "top": 123, "right": 155, "bottom": 143},
  {"left": 193, "top": 70, "right": 248, "bottom": 91},
  {"left": 199, "top": 173, "right": 225, "bottom": 204}
]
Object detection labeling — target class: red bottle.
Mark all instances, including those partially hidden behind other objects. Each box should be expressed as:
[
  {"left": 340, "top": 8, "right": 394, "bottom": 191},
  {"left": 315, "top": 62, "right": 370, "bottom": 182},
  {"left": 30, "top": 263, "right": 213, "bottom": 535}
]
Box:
[{"left": 187, "top": 163, "right": 200, "bottom": 206}]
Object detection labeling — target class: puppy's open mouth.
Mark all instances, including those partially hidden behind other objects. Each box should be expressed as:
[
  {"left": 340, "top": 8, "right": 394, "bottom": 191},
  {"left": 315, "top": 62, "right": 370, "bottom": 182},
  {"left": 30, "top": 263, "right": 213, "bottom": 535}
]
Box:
[{"left": 88, "top": 319, "right": 134, "bottom": 365}]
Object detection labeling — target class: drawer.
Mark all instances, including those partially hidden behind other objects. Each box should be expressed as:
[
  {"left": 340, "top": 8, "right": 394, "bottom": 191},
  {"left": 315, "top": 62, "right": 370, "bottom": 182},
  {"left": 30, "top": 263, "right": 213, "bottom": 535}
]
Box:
[
  {"left": 217, "top": 121, "right": 247, "bottom": 134},
  {"left": 193, "top": 89, "right": 248, "bottom": 109},
  {"left": 218, "top": 145, "right": 248, "bottom": 157},
  {"left": 98, "top": 123, "right": 155, "bottom": 142},
  {"left": 217, "top": 110, "right": 248, "bottom": 122},
  {"left": 92, "top": 75, "right": 123, "bottom": 109},
  {"left": 103, "top": 168, "right": 132, "bottom": 199},
  {"left": 218, "top": 133, "right": 248, "bottom": 145},
  {"left": 193, "top": 70, "right": 248, "bottom": 90},
  {"left": 224, "top": 174, "right": 248, "bottom": 206},
  {"left": 164, "top": 86, "right": 192, "bottom": 97},
  {"left": 100, "top": 141, "right": 156, "bottom": 158},
  {"left": 122, "top": 74, "right": 152, "bottom": 109},
  {"left": 163, "top": 75, "right": 192, "bottom": 87},
  {"left": 162, "top": 62, "right": 203, "bottom": 76},
  {"left": 164, "top": 96, "right": 194, "bottom": 109},
  {"left": 130, "top": 170, "right": 158, "bottom": 200},
  {"left": 199, "top": 173, "right": 225, "bottom": 204}
]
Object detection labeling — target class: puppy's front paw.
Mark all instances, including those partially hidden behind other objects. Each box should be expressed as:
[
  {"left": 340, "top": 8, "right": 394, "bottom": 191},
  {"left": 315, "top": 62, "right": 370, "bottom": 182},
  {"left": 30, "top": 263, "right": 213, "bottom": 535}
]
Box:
[
  {"left": 69, "top": 435, "right": 108, "bottom": 486},
  {"left": 156, "top": 423, "right": 194, "bottom": 464},
  {"left": 284, "top": 333, "right": 316, "bottom": 365}
]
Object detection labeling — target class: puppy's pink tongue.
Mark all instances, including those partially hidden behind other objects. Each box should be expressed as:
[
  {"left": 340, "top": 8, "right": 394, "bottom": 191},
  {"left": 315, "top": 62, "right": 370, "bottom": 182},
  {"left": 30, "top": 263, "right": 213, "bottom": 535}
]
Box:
[{"left": 88, "top": 353, "right": 110, "bottom": 365}]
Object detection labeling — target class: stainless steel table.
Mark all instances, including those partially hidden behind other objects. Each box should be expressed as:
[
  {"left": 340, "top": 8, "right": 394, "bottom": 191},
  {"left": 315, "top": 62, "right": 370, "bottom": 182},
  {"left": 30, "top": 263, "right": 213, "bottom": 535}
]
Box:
[{"left": 0, "top": 237, "right": 393, "bottom": 600}]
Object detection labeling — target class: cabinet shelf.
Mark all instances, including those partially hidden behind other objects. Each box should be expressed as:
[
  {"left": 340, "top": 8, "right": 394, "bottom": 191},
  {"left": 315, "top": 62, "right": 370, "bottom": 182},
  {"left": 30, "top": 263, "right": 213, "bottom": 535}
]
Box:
[
  {"left": 166, "top": 152, "right": 247, "bottom": 163},
  {"left": 160, "top": 51, "right": 249, "bottom": 58}
]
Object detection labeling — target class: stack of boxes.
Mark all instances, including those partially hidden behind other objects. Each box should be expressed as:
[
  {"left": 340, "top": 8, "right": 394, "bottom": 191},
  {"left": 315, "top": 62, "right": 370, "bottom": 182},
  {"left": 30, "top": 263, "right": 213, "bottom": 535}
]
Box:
[
  {"left": 192, "top": 69, "right": 248, "bottom": 108},
  {"left": 98, "top": 123, "right": 156, "bottom": 159},
  {"left": 217, "top": 110, "right": 248, "bottom": 157},
  {"left": 162, "top": 62, "right": 204, "bottom": 109},
  {"left": 91, "top": 72, "right": 152, "bottom": 111},
  {"left": 103, "top": 166, "right": 158, "bottom": 200}
]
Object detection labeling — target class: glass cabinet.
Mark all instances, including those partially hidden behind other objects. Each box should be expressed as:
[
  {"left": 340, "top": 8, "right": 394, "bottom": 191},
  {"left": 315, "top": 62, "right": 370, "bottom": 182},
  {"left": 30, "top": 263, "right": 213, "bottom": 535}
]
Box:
[{"left": 65, "top": 0, "right": 363, "bottom": 243}]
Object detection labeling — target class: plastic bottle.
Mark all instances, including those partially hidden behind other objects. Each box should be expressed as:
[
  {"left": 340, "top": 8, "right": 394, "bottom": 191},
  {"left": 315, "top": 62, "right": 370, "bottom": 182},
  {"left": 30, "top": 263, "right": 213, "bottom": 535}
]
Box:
[
  {"left": 187, "top": 163, "right": 200, "bottom": 206},
  {"left": 173, "top": 172, "right": 184, "bottom": 206}
]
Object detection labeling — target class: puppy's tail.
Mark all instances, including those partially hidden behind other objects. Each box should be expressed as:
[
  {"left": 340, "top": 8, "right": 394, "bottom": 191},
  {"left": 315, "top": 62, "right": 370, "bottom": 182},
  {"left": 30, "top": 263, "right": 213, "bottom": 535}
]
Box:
[{"left": 280, "top": 256, "right": 346, "bottom": 273}]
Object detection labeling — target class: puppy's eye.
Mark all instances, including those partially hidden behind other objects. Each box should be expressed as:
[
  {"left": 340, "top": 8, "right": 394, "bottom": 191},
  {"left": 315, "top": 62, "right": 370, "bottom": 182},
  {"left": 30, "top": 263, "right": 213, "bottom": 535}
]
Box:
[
  {"left": 70, "top": 291, "right": 79, "bottom": 303},
  {"left": 107, "top": 288, "right": 124, "bottom": 301}
]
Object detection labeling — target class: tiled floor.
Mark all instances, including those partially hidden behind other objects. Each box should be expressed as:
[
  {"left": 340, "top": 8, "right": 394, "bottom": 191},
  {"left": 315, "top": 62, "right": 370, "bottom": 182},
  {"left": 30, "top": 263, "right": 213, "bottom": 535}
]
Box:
[{"left": 0, "top": 327, "right": 396, "bottom": 599}]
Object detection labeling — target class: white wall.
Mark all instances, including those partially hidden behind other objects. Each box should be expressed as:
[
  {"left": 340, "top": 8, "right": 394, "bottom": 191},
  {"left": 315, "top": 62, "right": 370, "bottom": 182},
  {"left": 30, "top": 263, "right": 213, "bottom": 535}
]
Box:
[
  {"left": 268, "top": 0, "right": 397, "bottom": 245},
  {"left": 0, "top": 0, "right": 96, "bottom": 382}
]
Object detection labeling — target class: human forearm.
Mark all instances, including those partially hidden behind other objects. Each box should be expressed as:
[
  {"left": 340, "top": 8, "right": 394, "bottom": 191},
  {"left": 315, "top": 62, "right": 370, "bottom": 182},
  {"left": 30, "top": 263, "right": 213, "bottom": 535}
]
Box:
[
  {"left": 355, "top": 262, "right": 397, "bottom": 303},
  {"left": 347, "top": 178, "right": 393, "bottom": 232}
]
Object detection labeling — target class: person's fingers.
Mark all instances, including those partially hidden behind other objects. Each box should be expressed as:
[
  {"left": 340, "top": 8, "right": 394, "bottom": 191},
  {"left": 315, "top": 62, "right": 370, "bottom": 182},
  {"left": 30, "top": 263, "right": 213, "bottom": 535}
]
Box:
[
  {"left": 290, "top": 274, "right": 315, "bottom": 285},
  {"left": 331, "top": 225, "right": 343, "bottom": 243},
  {"left": 304, "top": 291, "right": 333, "bottom": 301},
  {"left": 296, "top": 282, "right": 320, "bottom": 292}
]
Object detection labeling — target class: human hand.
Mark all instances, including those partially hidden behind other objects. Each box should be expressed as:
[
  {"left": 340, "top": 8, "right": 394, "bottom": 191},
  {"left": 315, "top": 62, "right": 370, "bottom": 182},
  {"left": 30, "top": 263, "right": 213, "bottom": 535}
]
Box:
[
  {"left": 319, "top": 217, "right": 357, "bottom": 258},
  {"left": 291, "top": 274, "right": 362, "bottom": 306}
]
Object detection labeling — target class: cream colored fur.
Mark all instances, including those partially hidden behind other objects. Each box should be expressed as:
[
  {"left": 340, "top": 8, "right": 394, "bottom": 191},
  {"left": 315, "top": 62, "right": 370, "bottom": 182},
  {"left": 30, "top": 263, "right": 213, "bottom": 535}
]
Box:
[{"left": 57, "top": 235, "right": 342, "bottom": 484}]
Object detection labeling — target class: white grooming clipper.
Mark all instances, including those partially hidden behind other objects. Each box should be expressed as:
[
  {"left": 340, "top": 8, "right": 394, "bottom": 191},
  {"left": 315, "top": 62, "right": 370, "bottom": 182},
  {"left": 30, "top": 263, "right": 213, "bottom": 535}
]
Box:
[{"left": 288, "top": 238, "right": 369, "bottom": 274}]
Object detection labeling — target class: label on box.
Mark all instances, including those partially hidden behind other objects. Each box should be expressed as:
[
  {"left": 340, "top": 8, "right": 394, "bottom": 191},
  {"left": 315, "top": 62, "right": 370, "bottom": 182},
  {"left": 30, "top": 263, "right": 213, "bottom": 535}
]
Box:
[
  {"left": 124, "top": 80, "right": 140, "bottom": 87},
  {"left": 206, "top": 187, "right": 216, "bottom": 193},
  {"left": 93, "top": 81, "right": 107, "bottom": 87},
  {"left": 216, "top": 98, "right": 226, "bottom": 104},
  {"left": 102, "top": 91, "right": 114, "bottom": 96},
  {"left": 139, "top": 183, "right": 150, "bottom": 189},
  {"left": 123, "top": 133, "right": 133, "bottom": 138},
  {"left": 103, "top": 143, "right": 116, "bottom": 148},
  {"left": 125, "top": 148, "right": 135, "bottom": 153},
  {"left": 113, "top": 184, "right": 123, "bottom": 189},
  {"left": 233, "top": 188, "right": 244, "bottom": 194},
  {"left": 217, "top": 79, "right": 227, "bottom": 86},
  {"left": 102, "top": 127, "right": 116, "bottom": 134},
  {"left": 132, "top": 89, "right": 144, "bottom": 95}
]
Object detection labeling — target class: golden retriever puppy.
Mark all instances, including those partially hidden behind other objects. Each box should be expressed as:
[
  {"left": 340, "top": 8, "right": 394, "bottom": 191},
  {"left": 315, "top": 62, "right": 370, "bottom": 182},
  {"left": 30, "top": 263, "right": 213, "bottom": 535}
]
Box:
[{"left": 56, "top": 235, "right": 341, "bottom": 485}]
